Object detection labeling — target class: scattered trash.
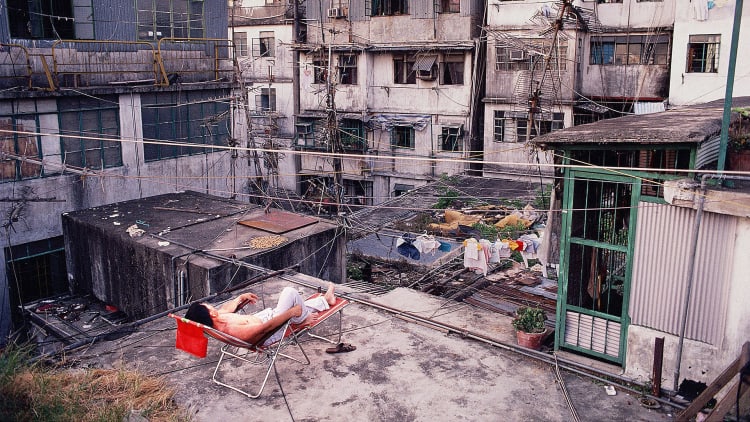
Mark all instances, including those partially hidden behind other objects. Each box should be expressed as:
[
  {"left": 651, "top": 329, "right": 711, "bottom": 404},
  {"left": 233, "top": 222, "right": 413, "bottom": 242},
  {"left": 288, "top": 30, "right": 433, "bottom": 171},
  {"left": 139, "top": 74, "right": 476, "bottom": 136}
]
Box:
[
  {"left": 126, "top": 224, "right": 145, "bottom": 237},
  {"left": 157, "top": 241, "right": 170, "bottom": 247},
  {"left": 113, "top": 221, "right": 121, "bottom": 226},
  {"left": 639, "top": 397, "right": 660, "bottom": 409},
  {"left": 605, "top": 385, "right": 617, "bottom": 396}
]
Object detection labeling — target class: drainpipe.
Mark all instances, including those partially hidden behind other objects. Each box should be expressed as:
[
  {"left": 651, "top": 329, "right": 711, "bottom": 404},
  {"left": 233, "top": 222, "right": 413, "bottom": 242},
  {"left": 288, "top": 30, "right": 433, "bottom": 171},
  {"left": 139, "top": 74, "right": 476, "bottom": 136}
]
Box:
[{"left": 673, "top": 174, "right": 707, "bottom": 392}]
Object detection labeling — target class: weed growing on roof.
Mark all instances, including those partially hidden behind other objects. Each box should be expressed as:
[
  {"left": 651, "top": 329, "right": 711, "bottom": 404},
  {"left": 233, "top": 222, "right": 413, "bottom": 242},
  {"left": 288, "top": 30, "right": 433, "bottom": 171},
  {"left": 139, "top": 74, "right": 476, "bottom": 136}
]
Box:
[{"left": 0, "top": 341, "right": 190, "bottom": 421}]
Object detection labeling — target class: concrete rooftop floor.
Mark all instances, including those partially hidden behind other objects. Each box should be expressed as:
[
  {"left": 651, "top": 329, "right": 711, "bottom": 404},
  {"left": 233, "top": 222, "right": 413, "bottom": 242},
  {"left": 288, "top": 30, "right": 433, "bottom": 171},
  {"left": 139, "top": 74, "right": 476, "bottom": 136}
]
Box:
[{"left": 70, "top": 275, "right": 679, "bottom": 421}]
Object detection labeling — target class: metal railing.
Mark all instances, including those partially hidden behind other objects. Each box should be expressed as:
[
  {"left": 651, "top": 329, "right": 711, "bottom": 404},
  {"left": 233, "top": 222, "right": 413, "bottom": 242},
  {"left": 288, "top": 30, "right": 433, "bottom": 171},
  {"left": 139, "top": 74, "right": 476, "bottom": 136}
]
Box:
[{"left": 0, "top": 39, "right": 237, "bottom": 91}]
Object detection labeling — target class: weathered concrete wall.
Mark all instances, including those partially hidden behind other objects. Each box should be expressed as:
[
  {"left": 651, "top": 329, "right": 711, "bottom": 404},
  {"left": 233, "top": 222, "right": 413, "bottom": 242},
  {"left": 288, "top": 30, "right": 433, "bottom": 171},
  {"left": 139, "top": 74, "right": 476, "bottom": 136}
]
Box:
[
  {"left": 0, "top": 91, "right": 254, "bottom": 335},
  {"left": 231, "top": 24, "right": 295, "bottom": 81},
  {"left": 61, "top": 192, "right": 345, "bottom": 319},
  {"left": 669, "top": 0, "right": 750, "bottom": 105},
  {"left": 580, "top": 63, "right": 670, "bottom": 99},
  {"left": 588, "top": 0, "right": 676, "bottom": 29},
  {"left": 624, "top": 217, "right": 750, "bottom": 391}
]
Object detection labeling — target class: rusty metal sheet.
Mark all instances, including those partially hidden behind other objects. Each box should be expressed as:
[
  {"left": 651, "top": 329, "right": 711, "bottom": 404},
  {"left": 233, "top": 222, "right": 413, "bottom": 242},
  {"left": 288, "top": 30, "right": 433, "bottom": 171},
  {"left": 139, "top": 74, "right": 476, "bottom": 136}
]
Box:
[{"left": 238, "top": 210, "right": 318, "bottom": 234}]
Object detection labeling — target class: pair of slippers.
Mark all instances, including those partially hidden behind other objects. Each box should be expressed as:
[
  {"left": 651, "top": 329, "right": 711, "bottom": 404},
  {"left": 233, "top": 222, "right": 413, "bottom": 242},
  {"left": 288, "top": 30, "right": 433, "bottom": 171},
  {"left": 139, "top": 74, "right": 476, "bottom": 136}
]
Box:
[{"left": 325, "top": 342, "right": 356, "bottom": 354}]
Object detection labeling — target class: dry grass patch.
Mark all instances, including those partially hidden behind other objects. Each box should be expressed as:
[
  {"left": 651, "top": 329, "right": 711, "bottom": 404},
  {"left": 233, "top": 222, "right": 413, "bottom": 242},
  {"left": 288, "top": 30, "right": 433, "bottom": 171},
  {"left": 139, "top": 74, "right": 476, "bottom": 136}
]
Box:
[{"left": 1, "top": 350, "right": 191, "bottom": 422}]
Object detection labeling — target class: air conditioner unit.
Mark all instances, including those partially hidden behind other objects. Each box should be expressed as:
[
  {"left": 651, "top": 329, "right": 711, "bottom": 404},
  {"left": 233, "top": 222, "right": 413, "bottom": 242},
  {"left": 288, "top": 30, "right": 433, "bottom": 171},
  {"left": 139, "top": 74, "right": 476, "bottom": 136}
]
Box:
[
  {"left": 416, "top": 66, "right": 437, "bottom": 80},
  {"left": 509, "top": 50, "right": 526, "bottom": 61},
  {"left": 327, "top": 7, "right": 343, "bottom": 18}
]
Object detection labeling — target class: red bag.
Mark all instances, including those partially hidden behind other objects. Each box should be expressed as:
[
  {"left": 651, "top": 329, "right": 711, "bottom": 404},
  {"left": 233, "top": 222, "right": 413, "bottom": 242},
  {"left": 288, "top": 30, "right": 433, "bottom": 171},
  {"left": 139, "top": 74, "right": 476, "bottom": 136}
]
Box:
[{"left": 174, "top": 317, "right": 208, "bottom": 358}]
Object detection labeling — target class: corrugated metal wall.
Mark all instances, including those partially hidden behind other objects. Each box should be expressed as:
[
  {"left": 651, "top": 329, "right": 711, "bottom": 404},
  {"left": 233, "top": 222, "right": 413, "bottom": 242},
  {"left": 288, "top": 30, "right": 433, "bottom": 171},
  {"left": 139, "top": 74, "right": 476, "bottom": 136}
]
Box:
[
  {"left": 631, "top": 202, "right": 735, "bottom": 346},
  {"left": 412, "top": 0, "right": 434, "bottom": 19}
]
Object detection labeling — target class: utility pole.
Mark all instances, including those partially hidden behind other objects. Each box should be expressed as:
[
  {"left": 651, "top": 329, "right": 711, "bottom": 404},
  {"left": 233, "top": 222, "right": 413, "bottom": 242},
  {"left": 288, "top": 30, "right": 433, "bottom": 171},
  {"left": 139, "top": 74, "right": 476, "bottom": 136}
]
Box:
[{"left": 324, "top": 38, "right": 344, "bottom": 214}]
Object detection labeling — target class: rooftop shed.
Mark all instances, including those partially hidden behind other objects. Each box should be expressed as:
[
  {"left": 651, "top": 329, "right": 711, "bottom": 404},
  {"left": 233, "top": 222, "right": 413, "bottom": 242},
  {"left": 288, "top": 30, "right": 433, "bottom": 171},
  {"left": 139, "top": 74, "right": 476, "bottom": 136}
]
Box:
[{"left": 61, "top": 191, "right": 345, "bottom": 319}]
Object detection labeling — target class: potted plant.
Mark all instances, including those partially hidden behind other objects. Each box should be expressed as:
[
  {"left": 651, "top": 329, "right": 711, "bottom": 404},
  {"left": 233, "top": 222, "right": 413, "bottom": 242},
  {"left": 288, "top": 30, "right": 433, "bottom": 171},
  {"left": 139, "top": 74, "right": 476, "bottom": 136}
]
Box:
[
  {"left": 512, "top": 306, "right": 547, "bottom": 350},
  {"left": 729, "top": 107, "right": 750, "bottom": 171}
]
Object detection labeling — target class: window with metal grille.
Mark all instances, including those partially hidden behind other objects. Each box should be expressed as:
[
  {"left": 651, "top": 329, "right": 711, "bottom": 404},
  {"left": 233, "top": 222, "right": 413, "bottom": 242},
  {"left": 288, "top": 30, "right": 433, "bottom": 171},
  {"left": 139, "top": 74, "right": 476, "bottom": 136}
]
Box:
[
  {"left": 255, "top": 88, "right": 276, "bottom": 113},
  {"left": 438, "top": 0, "right": 460, "bottom": 13},
  {"left": 5, "top": 237, "right": 67, "bottom": 321},
  {"left": 59, "top": 96, "right": 122, "bottom": 169},
  {"left": 440, "top": 54, "right": 464, "bottom": 85},
  {"left": 7, "top": 0, "right": 92, "bottom": 39},
  {"left": 340, "top": 119, "right": 365, "bottom": 150},
  {"left": 516, "top": 112, "right": 564, "bottom": 141},
  {"left": 591, "top": 35, "right": 670, "bottom": 65},
  {"left": 391, "top": 126, "right": 414, "bottom": 149},
  {"left": 343, "top": 179, "right": 373, "bottom": 206},
  {"left": 253, "top": 31, "right": 275, "bottom": 57},
  {"left": 368, "top": 0, "right": 408, "bottom": 16},
  {"left": 233, "top": 32, "right": 248, "bottom": 57},
  {"left": 313, "top": 57, "right": 329, "bottom": 84},
  {"left": 137, "top": 0, "right": 205, "bottom": 40},
  {"left": 295, "top": 118, "right": 321, "bottom": 148},
  {"left": 0, "top": 115, "right": 43, "bottom": 182},
  {"left": 496, "top": 39, "right": 568, "bottom": 71},
  {"left": 440, "top": 126, "right": 463, "bottom": 152},
  {"left": 394, "top": 54, "right": 416, "bottom": 84},
  {"left": 686, "top": 34, "right": 720, "bottom": 73},
  {"left": 142, "top": 89, "right": 230, "bottom": 161},
  {"left": 339, "top": 54, "right": 358, "bottom": 85},
  {"left": 493, "top": 111, "right": 506, "bottom": 142}
]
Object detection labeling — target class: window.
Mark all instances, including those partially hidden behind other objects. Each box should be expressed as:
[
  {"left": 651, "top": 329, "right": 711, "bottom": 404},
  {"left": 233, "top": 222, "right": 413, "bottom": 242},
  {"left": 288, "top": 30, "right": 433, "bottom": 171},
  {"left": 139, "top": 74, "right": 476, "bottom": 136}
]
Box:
[
  {"left": 142, "top": 89, "right": 230, "bottom": 161},
  {"left": 5, "top": 237, "right": 67, "bottom": 324},
  {"left": 394, "top": 54, "right": 416, "bottom": 84},
  {"left": 391, "top": 126, "right": 414, "bottom": 149},
  {"left": 496, "top": 39, "right": 568, "bottom": 71},
  {"left": 369, "top": 0, "right": 408, "bottom": 16},
  {"left": 343, "top": 179, "right": 372, "bottom": 206},
  {"left": 7, "top": 0, "right": 92, "bottom": 39},
  {"left": 0, "top": 115, "right": 42, "bottom": 182},
  {"left": 338, "top": 54, "right": 358, "bottom": 85},
  {"left": 439, "top": 0, "right": 460, "bottom": 13},
  {"left": 59, "top": 96, "right": 122, "bottom": 169},
  {"left": 340, "top": 119, "right": 365, "bottom": 150},
  {"left": 394, "top": 183, "right": 413, "bottom": 197},
  {"left": 137, "top": 0, "right": 204, "bottom": 40},
  {"left": 493, "top": 111, "right": 506, "bottom": 142},
  {"left": 516, "top": 112, "right": 564, "bottom": 141},
  {"left": 253, "top": 31, "right": 275, "bottom": 57},
  {"left": 440, "top": 126, "right": 463, "bottom": 152},
  {"left": 687, "top": 34, "right": 720, "bottom": 73},
  {"left": 313, "top": 57, "right": 329, "bottom": 84},
  {"left": 591, "top": 35, "right": 670, "bottom": 65},
  {"left": 233, "top": 32, "right": 248, "bottom": 57},
  {"left": 255, "top": 88, "right": 276, "bottom": 113},
  {"left": 296, "top": 118, "right": 320, "bottom": 147},
  {"left": 440, "top": 54, "right": 464, "bottom": 85}
]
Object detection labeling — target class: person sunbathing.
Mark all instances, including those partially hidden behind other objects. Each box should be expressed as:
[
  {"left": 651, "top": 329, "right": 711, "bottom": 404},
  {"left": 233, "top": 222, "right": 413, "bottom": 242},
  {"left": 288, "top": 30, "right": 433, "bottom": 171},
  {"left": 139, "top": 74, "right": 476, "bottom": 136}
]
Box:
[{"left": 184, "top": 283, "right": 336, "bottom": 345}]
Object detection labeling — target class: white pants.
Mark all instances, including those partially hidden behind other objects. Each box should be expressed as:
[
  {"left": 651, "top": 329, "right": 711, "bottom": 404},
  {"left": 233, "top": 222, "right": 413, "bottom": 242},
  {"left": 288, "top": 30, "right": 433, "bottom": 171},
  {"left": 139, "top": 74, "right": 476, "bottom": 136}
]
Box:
[{"left": 255, "top": 287, "right": 330, "bottom": 344}]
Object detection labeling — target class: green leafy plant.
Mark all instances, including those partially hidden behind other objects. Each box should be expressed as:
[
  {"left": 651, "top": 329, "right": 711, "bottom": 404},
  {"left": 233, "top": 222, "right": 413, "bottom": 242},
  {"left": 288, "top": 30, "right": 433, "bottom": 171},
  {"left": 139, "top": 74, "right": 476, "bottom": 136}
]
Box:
[
  {"left": 729, "top": 107, "right": 750, "bottom": 152},
  {"left": 512, "top": 306, "right": 546, "bottom": 333}
]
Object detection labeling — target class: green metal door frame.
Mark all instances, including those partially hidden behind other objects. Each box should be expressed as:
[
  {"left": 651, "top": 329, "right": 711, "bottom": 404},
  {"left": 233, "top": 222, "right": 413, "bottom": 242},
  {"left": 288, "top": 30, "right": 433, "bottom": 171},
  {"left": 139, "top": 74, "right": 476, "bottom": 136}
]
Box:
[{"left": 555, "top": 166, "right": 640, "bottom": 365}]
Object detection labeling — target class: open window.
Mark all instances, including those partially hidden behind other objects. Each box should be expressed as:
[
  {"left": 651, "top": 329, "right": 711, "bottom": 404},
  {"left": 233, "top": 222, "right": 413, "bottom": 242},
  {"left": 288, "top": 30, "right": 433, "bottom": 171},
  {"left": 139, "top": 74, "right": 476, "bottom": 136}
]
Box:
[
  {"left": 368, "top": 0, "right": 408, "bottom": 16},
  {"left": 440, "top": 53, "right": 464, "bottom": 85},
  {"left": 255, "top": 88, "right": 276, "bottom": 113},
  {"left": 8, "top": 0, "right": 93, "bottom": 39},
  {"left": 394, "top": 54, "right": 416, "bottom": 84},
  {"left": 338, "top": 54, "right": 358, "bottom": 85},
  {"left": 413, "top": 55, "right": 437, "bottom": 81},
  {"left": 440, "top": 126, "right": 463, "bottom": 152},
  {"left": 253, "top": 31, "right": 275, "bottom": 57}
]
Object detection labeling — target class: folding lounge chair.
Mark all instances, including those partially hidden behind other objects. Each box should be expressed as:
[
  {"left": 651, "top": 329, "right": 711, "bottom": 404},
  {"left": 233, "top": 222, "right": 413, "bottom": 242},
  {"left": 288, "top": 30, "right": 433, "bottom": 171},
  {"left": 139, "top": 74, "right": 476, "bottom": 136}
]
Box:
[{"left": 169, "top": 293, "right": 349, "bottom": 398}]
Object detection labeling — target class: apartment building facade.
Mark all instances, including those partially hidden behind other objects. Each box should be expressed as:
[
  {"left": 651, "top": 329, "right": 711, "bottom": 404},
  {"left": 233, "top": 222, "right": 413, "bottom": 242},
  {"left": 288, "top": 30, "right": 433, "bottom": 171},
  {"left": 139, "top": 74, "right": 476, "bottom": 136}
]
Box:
[
  {"left": 230, "top": 0, "right": 300, "bottom": 198},
  {"left": 294, "top": 0, "right": 485, "bottom": 207},
  {"left": 484, "top": 0, "right": 675, "bottom": 178},
  {"left": 669, "top": 0, "right": 750, "bottom": 105},
  {"left": 0, "top": 0, "right": 244, "bottom": 338}
]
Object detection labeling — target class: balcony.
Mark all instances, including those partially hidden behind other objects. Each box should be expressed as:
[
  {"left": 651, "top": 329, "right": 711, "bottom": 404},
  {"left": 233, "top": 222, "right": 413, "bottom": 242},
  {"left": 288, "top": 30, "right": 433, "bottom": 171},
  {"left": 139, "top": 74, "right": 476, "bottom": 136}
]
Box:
[{"left": 0, "top": 38, "right": 236, "bottom": 91}]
